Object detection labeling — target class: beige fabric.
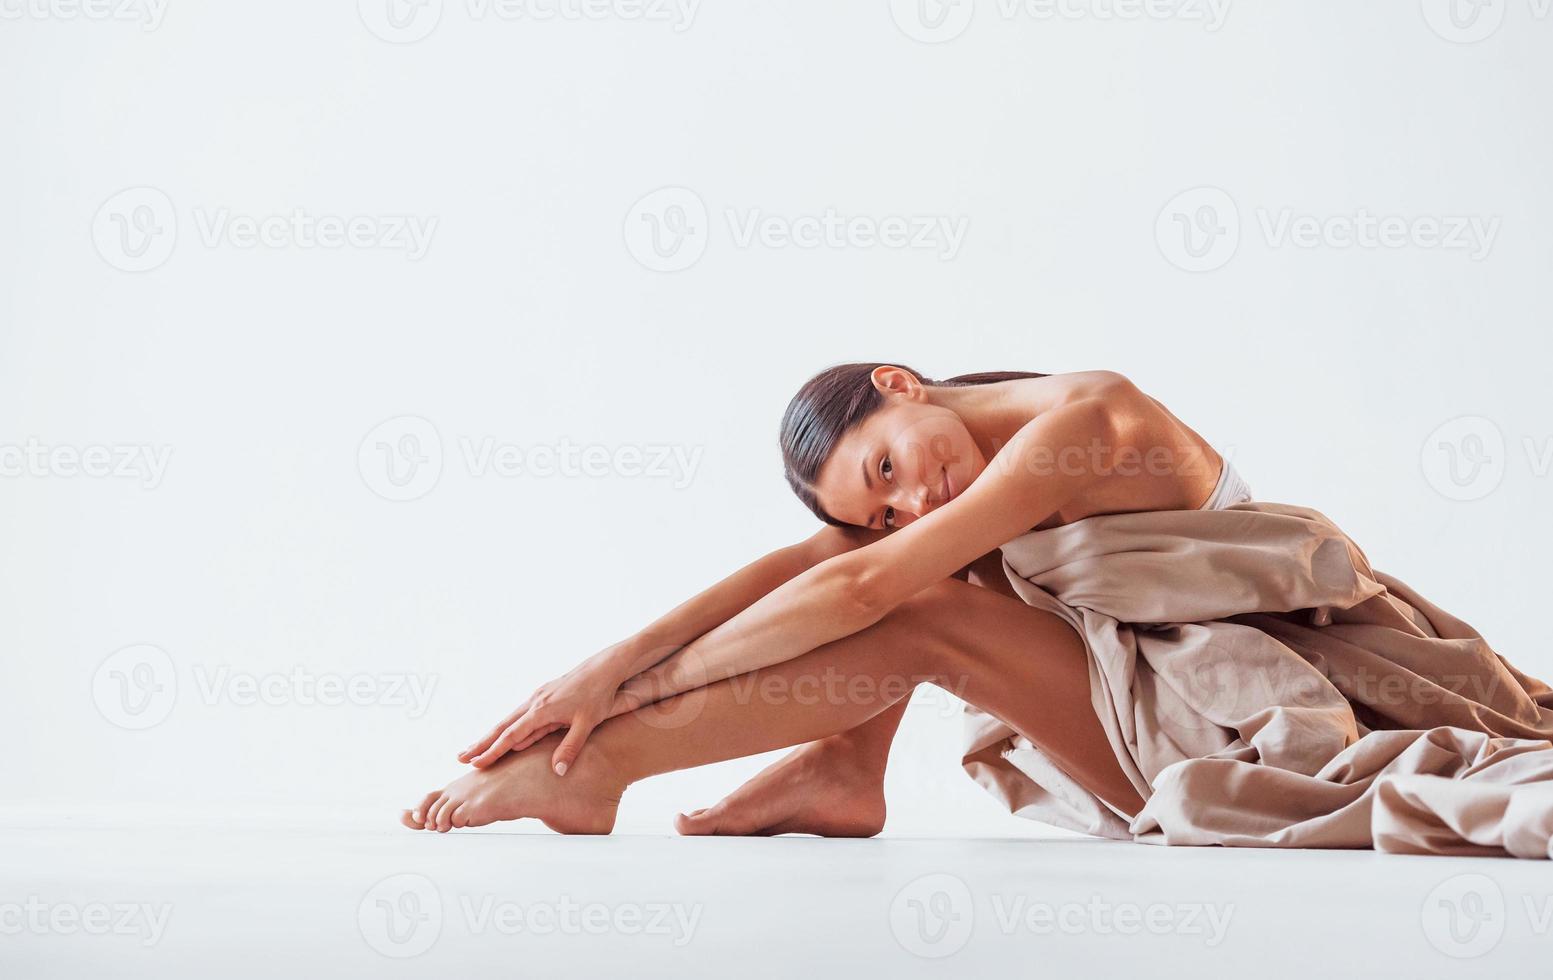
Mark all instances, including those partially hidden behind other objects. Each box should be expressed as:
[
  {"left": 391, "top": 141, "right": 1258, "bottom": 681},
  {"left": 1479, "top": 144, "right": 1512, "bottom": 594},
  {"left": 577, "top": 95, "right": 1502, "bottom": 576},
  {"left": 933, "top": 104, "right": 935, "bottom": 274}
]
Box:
[{"left": 961, "top": 501, "right": 1553, "bottom": 858}]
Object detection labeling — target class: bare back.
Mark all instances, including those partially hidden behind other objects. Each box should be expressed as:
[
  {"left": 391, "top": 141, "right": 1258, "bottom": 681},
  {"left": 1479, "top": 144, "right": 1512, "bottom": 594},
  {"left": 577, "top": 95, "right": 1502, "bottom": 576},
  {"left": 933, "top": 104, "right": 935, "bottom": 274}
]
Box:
[{"left": 994, "top": 372, "right": 1224, "bottom": 531}]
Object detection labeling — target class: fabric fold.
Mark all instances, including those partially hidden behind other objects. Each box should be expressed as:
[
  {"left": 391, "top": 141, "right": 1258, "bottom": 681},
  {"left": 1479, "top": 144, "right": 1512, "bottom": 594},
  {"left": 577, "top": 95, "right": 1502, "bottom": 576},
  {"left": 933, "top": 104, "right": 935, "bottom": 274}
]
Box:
[{"left": 960, "top": 501, "right": 1553, "bottom": 857}]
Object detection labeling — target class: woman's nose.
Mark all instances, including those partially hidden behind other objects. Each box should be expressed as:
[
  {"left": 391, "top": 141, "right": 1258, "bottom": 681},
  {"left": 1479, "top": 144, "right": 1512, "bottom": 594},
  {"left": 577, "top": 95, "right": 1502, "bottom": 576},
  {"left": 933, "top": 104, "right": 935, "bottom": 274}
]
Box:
[
  {"left": 913, "top": 481, "right": 934, "bottom": 514},
  {"left": 890, "top": 484, "right": 931, "bottom": 524}
]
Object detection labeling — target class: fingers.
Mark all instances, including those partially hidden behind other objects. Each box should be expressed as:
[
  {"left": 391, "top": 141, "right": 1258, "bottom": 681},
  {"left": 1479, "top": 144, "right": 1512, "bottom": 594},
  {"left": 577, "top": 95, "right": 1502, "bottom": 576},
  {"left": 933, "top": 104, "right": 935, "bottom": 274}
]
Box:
[
  {"left": 550, "top": 716, "right": 598, "bottom": 777},
  {"left": 458, "top": 705, "right": 528, "bottom": 763},
  {"left": 507, "top": 720, "right": 566, "bottom": 755},
  {"left": 607, "top": 688, "right": 642, "bottom": 719},
  {"left": 469, "top": 710, "right": 542, "bottom": 768}
]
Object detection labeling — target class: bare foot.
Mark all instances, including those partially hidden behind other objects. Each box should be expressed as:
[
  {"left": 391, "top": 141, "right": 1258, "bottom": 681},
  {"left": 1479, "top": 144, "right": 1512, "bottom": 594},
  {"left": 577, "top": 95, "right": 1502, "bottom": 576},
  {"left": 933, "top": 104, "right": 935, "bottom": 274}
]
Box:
[
  {"left": 401, "top": 733, "right": 627, "bottom": 834},
  {"left": 674, "top": 737, "right": 887, "bottom": 838}
]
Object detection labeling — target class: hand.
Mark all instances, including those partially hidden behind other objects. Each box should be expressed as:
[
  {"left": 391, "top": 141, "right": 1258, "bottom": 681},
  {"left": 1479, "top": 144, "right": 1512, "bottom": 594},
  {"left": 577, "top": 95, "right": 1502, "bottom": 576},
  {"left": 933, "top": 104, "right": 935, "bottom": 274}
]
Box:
[{"left": 457, "top": 661, "right": 626, "bottom": 775}]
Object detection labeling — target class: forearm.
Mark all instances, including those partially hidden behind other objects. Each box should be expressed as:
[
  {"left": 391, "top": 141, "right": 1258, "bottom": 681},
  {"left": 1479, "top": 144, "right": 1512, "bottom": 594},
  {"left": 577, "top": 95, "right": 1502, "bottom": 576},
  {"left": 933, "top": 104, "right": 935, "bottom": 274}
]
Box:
[
  {"left": 616, "top": 556, "right": 882, "bottom": 708},
  {"left": 601, "top": 539, "right": 827, "bottom": 681}
]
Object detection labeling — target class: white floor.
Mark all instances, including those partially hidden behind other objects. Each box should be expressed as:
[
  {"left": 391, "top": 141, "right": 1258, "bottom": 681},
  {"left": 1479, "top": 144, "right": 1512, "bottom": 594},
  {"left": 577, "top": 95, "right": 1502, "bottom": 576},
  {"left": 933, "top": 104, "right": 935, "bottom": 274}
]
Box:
[{"left": 2, "top": 810, "right": 1547, "bottom": 978}]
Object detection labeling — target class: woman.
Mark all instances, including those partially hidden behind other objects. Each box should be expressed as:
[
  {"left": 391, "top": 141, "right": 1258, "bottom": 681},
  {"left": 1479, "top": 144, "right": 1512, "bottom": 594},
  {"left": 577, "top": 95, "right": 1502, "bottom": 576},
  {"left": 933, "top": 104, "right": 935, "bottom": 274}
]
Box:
[{"left": 401, "top": 364, "right": 1553, "bottom": 856}]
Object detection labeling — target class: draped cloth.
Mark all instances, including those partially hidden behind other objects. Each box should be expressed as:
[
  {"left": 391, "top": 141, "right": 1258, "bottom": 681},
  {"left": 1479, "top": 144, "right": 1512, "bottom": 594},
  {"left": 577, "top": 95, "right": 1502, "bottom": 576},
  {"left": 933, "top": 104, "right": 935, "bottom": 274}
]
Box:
[{"left": 960, "top": 501, "right": 1553, "bottom": 858}]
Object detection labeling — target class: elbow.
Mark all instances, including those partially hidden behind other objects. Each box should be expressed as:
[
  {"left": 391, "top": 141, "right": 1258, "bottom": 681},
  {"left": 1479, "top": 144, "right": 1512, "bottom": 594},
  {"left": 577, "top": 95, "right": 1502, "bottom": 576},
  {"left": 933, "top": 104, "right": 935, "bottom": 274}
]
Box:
[{"left": 832, "top": 557, "right": 892, "bottom": 623}]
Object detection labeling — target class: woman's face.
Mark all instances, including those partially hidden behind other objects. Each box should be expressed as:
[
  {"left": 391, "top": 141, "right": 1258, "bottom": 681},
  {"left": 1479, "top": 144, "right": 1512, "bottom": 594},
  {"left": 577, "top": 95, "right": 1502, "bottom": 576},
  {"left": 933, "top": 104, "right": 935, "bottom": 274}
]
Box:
[{"left": 812, "top": 395, "right": 987, "bottom": 530}]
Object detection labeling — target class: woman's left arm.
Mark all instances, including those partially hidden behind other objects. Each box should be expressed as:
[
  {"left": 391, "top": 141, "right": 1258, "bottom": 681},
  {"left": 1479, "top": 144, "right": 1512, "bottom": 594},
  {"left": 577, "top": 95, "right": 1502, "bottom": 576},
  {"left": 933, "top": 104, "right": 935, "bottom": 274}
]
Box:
[{"left": 613, "top": 388, "right": 1143, "bottom": 709}]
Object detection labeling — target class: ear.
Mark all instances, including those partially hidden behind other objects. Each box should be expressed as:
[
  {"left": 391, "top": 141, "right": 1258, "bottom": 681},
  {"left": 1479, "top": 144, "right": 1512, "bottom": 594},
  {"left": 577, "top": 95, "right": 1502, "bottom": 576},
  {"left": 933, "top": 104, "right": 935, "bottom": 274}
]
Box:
[{"left": 869, "top": 365, "right": 922, "bottom": 399}]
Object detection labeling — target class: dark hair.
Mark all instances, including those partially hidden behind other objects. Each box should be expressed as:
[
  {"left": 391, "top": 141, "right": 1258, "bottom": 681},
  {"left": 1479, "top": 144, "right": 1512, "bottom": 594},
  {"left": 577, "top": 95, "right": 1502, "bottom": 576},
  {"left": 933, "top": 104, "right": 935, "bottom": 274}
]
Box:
[{"left": 779, "top": 362, "right": 1048, "bottom": 526}]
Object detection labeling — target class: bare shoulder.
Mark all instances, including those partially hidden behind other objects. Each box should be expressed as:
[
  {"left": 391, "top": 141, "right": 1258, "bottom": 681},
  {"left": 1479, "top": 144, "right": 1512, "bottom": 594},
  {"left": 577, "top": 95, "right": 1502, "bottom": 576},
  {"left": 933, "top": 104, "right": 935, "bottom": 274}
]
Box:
[
  {"left": 1028, "top": 369, "right": 1146, "bottom": 404},
  {"left": 1018, "top": 369, "right": 1221, "bottom": 517}
]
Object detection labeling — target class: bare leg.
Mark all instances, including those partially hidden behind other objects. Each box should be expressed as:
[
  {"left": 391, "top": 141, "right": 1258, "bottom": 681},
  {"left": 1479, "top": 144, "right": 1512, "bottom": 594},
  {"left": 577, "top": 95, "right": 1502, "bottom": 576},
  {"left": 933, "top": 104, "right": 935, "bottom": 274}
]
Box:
[
  {"left": 402, "top": 577, "right": 1144, "bottom": 833},
  {"left": 673, "top": 699, "right": 906, "bottom": 837},
  {"left": 676, "top": 560, "right": 1019, "bottom": 837}
]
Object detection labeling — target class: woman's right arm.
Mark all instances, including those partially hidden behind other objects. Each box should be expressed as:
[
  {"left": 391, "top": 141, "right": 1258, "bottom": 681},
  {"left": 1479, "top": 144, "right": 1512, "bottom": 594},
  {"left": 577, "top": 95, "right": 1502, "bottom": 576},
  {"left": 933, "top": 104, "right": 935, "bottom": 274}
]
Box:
[
  {"left": 607, "top": 523, "right": 889, "bottom": 680},
  {"left": 458, "top": 523, "right": 887, "bottom": 768}
]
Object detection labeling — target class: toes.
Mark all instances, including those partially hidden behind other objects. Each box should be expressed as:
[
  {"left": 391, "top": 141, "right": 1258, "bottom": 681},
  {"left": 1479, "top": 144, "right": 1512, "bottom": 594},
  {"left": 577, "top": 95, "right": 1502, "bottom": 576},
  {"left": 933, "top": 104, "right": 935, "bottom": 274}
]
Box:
[
  {"left": 451, "top": 803, "right": 469, "bottom": 829},
  {"left": 675, "top": 801, "right": 760, "bottom": 837},
  {"left": 425, "top": 794, "right": 450, "bottom": 832},
  {"left": 436, "top": 797, "right": 459, "bottom": 833},
  {"left": 400, "top": 809, "right": 422, "bottom": 830},
  {"left": 407, "top": 791, "right": 439, "bottom": 829},
  {"left": 673, "top": 807, "right": 711, "bottom": 835},
  {"left": 461, "top": 800, "right": 492, "bottom": 829}
]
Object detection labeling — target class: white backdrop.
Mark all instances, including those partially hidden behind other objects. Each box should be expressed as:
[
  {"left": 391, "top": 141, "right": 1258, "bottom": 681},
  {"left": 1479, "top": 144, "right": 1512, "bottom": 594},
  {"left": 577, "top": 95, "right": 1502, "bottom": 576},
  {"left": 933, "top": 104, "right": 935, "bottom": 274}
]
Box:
[{"left": 2, "top": 0, "right": 1550, "bottom": 835}]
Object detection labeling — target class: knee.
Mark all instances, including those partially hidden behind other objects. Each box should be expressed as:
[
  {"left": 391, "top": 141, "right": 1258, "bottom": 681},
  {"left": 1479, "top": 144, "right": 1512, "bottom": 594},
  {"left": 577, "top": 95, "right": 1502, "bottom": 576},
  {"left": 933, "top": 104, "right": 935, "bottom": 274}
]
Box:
[
  {"left": 890, "top": 576, "right": 971, "bottom": 621},
  {"left": 876, "top": 577, "right": 973, "bottom": 679}
]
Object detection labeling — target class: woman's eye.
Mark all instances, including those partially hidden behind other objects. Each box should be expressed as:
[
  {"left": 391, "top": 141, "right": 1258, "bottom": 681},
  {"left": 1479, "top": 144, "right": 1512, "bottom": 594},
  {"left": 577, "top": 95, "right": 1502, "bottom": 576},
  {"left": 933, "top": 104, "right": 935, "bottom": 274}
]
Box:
[
  {"left": 881, "top": 456, "right": 893, "bottom": 479},
  {"left": 884, "top": 506, "right": 895, "bottom": 528}
]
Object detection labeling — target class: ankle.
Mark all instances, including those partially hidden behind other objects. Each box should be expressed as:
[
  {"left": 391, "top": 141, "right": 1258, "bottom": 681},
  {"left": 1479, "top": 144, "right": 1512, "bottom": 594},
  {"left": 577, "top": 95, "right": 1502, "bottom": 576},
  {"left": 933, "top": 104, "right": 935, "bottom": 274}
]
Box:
[
  {"left": 578, "top": 730, "right": 645, "bottom": 790},
  {"left": 814, "top": 730, "right": 890, "bottom": 778}
]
